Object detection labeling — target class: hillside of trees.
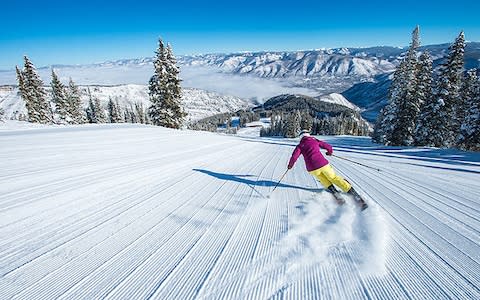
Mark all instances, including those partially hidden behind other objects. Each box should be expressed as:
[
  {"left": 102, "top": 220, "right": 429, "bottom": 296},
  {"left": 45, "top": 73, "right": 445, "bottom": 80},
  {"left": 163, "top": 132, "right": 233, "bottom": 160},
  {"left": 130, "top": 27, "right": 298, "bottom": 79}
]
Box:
[
  {"left": 189, "top": 94, "right": 371, "bottom": 137},
  {"left": 13, "top": 38, "right": 186, "bottom": 128},
  {"left": 373, "top": 27, "right": 479, "bottom": 151}
]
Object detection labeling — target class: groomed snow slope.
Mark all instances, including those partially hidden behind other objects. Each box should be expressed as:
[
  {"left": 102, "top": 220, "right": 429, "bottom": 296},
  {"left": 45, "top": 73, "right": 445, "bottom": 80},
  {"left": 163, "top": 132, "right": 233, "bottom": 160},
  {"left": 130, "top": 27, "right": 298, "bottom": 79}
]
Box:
[{"left": 0, "top": 124, "right": 479, "bottom": 299}]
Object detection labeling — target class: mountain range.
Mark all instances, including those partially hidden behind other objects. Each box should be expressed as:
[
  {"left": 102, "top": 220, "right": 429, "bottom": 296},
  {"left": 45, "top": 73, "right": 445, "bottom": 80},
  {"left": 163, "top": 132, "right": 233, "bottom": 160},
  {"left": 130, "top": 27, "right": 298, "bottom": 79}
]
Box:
[{"left": 1, "top": 42, "right": 479, "bottom": 123}]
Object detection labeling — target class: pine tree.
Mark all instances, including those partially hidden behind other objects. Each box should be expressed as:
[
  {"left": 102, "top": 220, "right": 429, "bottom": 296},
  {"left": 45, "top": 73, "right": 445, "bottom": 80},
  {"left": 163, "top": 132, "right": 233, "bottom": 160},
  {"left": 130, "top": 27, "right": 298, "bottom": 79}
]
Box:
[
  {"left": 127, "top": 104, "right": 138, "bottom": 123},
  {"left": 458, "top": 69, "right": 477, "bottom": 136},
  {"left": 135, "top": 102, "right": 145, "bottom": 124},
  {"left": 148, "top": 39, "right": 186, "bottom": 128},
  {"left": 284, "top": 110, "right": 301, "bottom": 138},
  {"left": 94, "top": 96, "right": 106, "bottom": 123},
  {"left": 457, "top": 69, "right": 480, "bottom": 150},
  {"left": 372, "top": 89, "right": 398, "bottom": 145},
  {"left": 300, "top": 111, "right": 313, "bottom": 131},
  {"left": 86, "top": 88, "right": 107, "bottom": 123},
  {"left": 50, "top": 69, "right": 69, "bottom": 124},
  {"left": 372, "top": 56, "right": 409, "bottom": 145},
  {"left": 86, "top": 88, "right": 97, "bottom": 123},
  {"left": 107, "top": 98, "right": 122, "bottom": 123},
  {"left": 414, "top": 51, "right": 434, "bottom": 145},
  {"left": 67, "top": 78, "right": 85, "bottom": 124},
  {"left": 433, "top": 31, "right": 466, "bottom": 147},
  {"left": 86, "top": 97, "right": 96, "bottom": 123},
  {"left": 165, "top": 43, "right": 187, "bottom": 125},
  {"left": 16, "top": 66, "right": 32, "bottom": 119},
  {"left": 17, "top": 56, "right": 52, "bottom": 124},
  {"left": 390, "top": 26, "right": 421, "bottom": 146}
]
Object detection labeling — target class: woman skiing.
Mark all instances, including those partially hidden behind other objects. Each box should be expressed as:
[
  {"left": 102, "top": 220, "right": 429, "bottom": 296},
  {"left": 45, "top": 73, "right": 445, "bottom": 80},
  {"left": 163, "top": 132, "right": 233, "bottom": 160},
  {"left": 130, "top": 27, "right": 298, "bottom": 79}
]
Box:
[{"left": 287, "top": 129, "right": 368, "bottom": 210}]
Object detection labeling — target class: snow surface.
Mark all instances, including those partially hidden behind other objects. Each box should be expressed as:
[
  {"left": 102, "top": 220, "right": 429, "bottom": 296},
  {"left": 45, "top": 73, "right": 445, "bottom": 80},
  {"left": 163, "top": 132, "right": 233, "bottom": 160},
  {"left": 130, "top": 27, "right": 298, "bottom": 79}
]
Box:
[
  {"left": 318, "top": 93, "right": 360, "bottom": 111},
  {"left": 0, "top": 124, "right": 479, "bottom": 299}
]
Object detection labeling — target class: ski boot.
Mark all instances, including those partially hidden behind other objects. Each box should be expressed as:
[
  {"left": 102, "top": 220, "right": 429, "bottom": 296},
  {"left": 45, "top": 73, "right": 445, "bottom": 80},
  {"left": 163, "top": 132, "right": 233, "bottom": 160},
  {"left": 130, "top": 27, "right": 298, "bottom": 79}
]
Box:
[
  {"left": 348, "top": 187, "right": 368, "bottom": 211},
  {"left": 327, "top": 185, "right": 345, "bottom": 205}
]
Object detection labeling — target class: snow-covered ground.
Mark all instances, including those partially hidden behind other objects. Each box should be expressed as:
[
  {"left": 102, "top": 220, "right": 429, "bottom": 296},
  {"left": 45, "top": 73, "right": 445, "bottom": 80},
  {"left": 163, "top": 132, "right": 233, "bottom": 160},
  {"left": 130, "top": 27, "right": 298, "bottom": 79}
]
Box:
[
  {"left": 317, "top": 93, "right": 360, "bottom": 111},
  {"left": 0, "top": 124, "right": 479, "bottom": 299}
]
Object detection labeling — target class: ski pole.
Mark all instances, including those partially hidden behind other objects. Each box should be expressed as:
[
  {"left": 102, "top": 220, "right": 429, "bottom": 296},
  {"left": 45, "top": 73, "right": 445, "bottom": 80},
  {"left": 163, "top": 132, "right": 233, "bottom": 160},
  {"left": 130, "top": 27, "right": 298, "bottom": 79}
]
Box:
[
  {"left": 271, "top": 169, "right": 289, "bottom": 193},
  {"left": 333, "top": 154, "right": 381, "bottom": 172}
]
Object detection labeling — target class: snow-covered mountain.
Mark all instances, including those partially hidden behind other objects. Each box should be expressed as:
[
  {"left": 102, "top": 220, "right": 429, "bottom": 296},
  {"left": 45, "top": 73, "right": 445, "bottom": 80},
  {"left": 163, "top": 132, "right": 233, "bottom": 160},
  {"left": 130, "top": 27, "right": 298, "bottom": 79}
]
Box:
[
  {"left": 1, "top": 42, "right": 479, "bottom": 119},
  {"left": 317, "top": 93, "right": 360, "bottom": 111},
  {"left": 0, "top": 85, "right": 251, "bottom": 123},
  {"left": 178, "top": 50, "right": 396, "bottom": 78}
]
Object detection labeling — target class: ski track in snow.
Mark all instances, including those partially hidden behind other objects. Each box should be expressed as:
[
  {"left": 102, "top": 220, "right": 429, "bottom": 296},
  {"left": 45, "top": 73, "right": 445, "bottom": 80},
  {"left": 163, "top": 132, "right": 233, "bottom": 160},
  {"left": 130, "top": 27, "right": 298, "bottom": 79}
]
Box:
[{"left": 0, "top": 124, "right": 479, "bottom": 299}]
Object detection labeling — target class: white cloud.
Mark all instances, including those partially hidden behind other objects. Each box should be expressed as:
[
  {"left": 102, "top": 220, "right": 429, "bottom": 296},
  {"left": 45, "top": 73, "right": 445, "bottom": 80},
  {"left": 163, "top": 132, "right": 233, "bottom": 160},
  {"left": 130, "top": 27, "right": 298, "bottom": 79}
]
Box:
[
  {"left": 180, "top": 66, "right": 319, "bottom": 103},
  {"left": 1, "top": 64, "right": 320, "bottom": 103}
]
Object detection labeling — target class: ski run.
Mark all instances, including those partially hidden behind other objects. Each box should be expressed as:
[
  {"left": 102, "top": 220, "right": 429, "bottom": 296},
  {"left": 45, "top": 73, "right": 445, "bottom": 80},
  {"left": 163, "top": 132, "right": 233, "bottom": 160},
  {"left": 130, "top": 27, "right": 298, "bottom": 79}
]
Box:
[{"left": 0, "top": 123, "right": 479, "bottom": 299}]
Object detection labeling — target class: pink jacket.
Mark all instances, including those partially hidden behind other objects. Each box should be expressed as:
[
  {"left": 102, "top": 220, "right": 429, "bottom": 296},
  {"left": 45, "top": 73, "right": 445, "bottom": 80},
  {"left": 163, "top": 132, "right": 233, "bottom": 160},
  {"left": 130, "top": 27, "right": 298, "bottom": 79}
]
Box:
[{"left": 288, "top": 136, "right": 333, "bottom": 171}]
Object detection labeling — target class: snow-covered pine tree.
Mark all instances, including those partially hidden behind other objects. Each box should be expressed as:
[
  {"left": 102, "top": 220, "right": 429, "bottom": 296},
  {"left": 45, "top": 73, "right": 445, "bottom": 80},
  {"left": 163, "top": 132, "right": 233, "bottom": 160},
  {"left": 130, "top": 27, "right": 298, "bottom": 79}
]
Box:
[
  {"left": 148, "top": 39, "right": 186, "bottom": 129},
  {"left": 127, "top": 104, "right": 138, "bottom": 123},
  {"left": 432, "top": 31, "right": 466, "bottom": 147},
  {"left": 165, "top": 43, "right": 187, "bottom": 126},
  {"left": 116, "top": 100, "right": 123, "bottom": 123},
  {"left": 457, "top": 69, "right": 477, "bottom": 141},
  {"left": 148, "top": 39, "right": 168, "bottom": 126},
  {"left": 457, "top": 69, "right": 480, "bottom": 151},
  {"left": 94, "top": 95, "right": 106, "bottom": 123},
  {"left": 66, "top": 78, "right": 85, "bottom": 124},
  {"left": 124, "top": 105, "right": 137, "bottom": 123},
  {"left": 300, "top": 111, "right": 313, "bottom": 131},
  {"left": 15, "top": 66, "right": 32, "bottom": 119},
  {"left": 135, "top": 102, "right": 145, "bottom": 124},
  {"left": 50, "top": 69, "right": 69, "bottom": 124},
  {"left": 390, "top": 26, "right": 421, "bottom": 146},
  {"left": 107, "top": 98, "right": 122, "bottom": 123},
  {"left": 144, "top": 107, "right": 151, "bottom": 124},
  {"left": 18, "top": 56, "right": 52, "bottom": 124},
  {"left": 85, "top": 88, "right": 107, "bottom": 123},
  {"left": 86, "top": 98, "right": 96, "bottom": 123},
  {"left": 86, "top": 88, "right": 97, "bottom": 123},
  {"left": 284, "top": 110, "right": 301, "bottom": 138},
  {"left": 413, "top": 51, "right": 434, "bottom": 146},
  {"left": 372, "top": 60, "right": 406, "bottom": 145}
]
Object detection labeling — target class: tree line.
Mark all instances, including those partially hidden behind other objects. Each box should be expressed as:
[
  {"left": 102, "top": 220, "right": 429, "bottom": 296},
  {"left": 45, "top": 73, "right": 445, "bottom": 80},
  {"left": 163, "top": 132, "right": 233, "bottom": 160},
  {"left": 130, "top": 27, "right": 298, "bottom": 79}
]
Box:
[
  {"left": 260, "top": 110, "right": 370, "bottom": 137},
  {"left": 190, "top": 106, "right": 370, "bottom": 138},
  {"left": 373, "top": 26, "right": 479, "bottom": 151},
  {"left": 14, "top": 38, "right": 186, "bottom": 128},
  {"left": 14, "top": 56, "right": 154, "bottom": 125}
]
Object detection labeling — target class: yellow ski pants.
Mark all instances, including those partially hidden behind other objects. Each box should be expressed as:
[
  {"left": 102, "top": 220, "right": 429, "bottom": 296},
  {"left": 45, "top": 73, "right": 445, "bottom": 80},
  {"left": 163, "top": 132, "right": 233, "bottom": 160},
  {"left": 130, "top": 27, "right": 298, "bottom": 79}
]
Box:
[{"left": 309, "top": 164, "right": 351, "bottom": 193}]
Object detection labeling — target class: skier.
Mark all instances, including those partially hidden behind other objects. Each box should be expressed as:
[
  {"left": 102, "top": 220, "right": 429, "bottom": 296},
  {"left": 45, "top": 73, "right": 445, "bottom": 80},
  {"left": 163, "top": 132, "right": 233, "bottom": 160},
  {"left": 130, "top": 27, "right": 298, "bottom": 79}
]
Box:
[{"left": 287, "top": 129, "right": 368, "bottom": 210}]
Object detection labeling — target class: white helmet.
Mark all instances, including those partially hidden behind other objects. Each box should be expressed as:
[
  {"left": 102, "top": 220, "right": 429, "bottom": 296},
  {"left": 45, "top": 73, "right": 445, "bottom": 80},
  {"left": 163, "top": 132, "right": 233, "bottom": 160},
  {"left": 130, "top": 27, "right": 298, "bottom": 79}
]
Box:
[{"left": 298, "top": 129, "right": 310, "bottom": 138}]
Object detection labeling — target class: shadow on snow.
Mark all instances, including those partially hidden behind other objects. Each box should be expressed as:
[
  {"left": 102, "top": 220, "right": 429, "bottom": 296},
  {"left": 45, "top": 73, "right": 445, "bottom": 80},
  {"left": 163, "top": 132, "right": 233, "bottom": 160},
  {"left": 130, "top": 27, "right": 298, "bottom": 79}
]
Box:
[{"left": 193, "top": 168, "right": 323, "bottom": 197}]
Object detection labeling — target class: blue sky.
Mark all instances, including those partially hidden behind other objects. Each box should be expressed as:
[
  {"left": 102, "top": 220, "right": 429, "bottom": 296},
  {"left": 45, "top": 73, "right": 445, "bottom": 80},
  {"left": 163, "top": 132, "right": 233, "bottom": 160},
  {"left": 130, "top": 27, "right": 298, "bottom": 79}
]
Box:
[{"left": 1, "top": 0, "right": 479, "bottom": 69}]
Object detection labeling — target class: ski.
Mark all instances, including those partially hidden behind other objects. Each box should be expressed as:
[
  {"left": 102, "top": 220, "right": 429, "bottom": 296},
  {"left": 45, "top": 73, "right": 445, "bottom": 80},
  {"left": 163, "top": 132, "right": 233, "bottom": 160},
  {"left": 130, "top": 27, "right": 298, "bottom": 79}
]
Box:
[
  {"left": 332, "top": 192, "right": 345, "bottom": 205},
  {"left": 327, "top": 185, "right": 345, "bottom": 205},
  {"left": 349, "top": 188, "right": 368, "bottom": 211}
]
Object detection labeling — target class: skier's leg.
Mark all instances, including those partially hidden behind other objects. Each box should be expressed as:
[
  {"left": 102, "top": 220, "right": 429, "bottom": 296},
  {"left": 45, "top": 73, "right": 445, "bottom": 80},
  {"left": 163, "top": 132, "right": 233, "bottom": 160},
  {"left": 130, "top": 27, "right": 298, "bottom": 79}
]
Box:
[
  {"left": 319, "top": 164, "right": 351, "bottom": 192},
  {"left": 309, "top": 168, "right": 332, "bottom": 189},
  {"left": 309, "top": 168, "right": 344, "bottom": 205}
]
